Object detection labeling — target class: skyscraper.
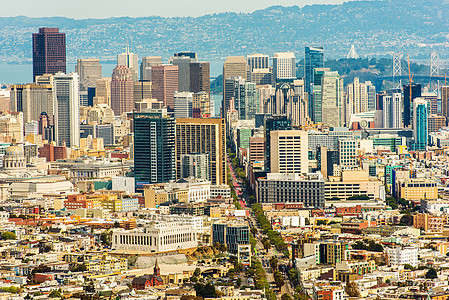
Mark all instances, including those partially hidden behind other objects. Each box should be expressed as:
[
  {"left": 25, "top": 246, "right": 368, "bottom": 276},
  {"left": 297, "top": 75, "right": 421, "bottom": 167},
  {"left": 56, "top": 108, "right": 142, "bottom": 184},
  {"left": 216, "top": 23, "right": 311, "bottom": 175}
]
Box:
[
  {"left": 53, "top": 72, "right": 80, "bottom": 147},
  {"left": 140, "top": 56, "right": 162, "bottom": 81},
  {"left": 345, "top": 78, "right": 376, "bottom": 124},
  {"left": 32, "top": 28, "right": 66, "bottom": 80},
  {"left": 75, "top": 59, "right": 102, "bottom": 91},
  {"left": 321, "top": 71, "right": 344, "bottom": 127},
  {"left": 304, "top": 46, "right": 324, "bottom": 94},
  {"left": 93, "top": 77, "right": 111, "bottom": 106},
  {"left": 117, "top": 47, "right": 138, "bottom": 76},
  {"left": 270, "top": 130, "right": 309, "bottom": 174},
  {"left": 272, "top": 52, "right": 296, "bottom": 82},
  {"left": 151, "top": 65, "right": 179, "bottom": 110},
  {"left": 403, "top": 83, "right": 422, "bottom": 127},
  {"left": 441, "top": 86, "right": 449, "bottom": 124},
  {"left": 181, "top": 153, "right": 210, "bottom": 180},
  {"left": 264, "top": 115, "right": 292, "bottom": 173},
  {"left": 382, "top": 93, "right": 402, "bottom": 128},
  {"left": 232, "top": 78, "right": 257, "bottom": 120},
  {"left": 247, "top": 54, "right": 269, "bottom": 71},
  {"left": 222, "top": 57, "right": 247, "bottom": 117},
  {"left": 190, "top": 62, "right": 210, "bottom": 95},
  {"left": 133, "top": 109, "right": 176, "bottom": 188},
  {"left": 175, "top": 118, "right": 226, "bottom": 186},
  {"left": 338, "top": 138, "right": 357, "bottom": 169},
  {"left": 171, "top": 54, "right": 197, "bottom": 92},
  {"left": 10, "top": 83, "right": 54, "bottom": 124},
  {"left": 413, "top": 98, "right": 428, "bottom": 151},
  {"left": 111, "top": 66, "right": 134, "bottom": 115},
  {"left": 174, "top": 92, "right": 193, "bottom": 119}
]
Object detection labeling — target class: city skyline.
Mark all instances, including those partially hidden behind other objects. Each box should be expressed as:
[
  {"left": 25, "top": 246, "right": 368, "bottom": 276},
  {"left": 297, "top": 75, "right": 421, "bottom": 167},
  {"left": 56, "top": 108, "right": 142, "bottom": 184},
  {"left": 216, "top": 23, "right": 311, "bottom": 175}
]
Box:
[{"left": 3, "top": 0, "right": 347, "bottom": 18}]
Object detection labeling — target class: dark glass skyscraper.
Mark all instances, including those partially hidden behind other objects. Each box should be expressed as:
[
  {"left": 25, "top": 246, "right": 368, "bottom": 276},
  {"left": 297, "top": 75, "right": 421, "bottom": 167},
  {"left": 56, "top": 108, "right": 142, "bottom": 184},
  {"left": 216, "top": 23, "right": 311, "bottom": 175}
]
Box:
[
  {"left": 304, "top": 46, "right": 324, "bottom": 94},
  {"left": 264, "top": 115, "right": 292, "bottom": 173},
  {"left": 403, "top": 83, "right": 422, "bottom": 127},
  {"left": 32, "top": 28, "right": 66, "bottom": 80},
  {"left": 133, "top": 110, "right": 176, "bottom": 189}
]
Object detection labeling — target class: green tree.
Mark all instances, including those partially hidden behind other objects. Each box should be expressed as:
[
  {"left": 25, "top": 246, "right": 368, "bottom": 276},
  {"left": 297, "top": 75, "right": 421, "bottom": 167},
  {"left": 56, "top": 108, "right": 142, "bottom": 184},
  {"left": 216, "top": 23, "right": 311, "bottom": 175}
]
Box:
[
  {"left": 345, "top": 281, "right": 360, "bottom": 297},
  {"left": 100, "top": 230, "right": 112, "bottom": 247},
  {"left": 281, "top": 294, "right": 293, "bottom": 300},
  {"left": 269, "top": 257, "right": 278, "bottom": 271},
  {"left": 194, "top": 267, "right": 201, "bottom": 277},
  {"left": 49, "top": 289, "right": 62, "bottom": 298},
  {"left": 274, "top": 271, "right": 284, "bottom": 290},
  {"left": 425, "top": 268, "right": 438, "bottom": 279},
  {"left": 236, "top": 277, "right": 242, "bottom": 288},
  {"left": 1, "top": 231, "right": 16, "bottom": 240}
]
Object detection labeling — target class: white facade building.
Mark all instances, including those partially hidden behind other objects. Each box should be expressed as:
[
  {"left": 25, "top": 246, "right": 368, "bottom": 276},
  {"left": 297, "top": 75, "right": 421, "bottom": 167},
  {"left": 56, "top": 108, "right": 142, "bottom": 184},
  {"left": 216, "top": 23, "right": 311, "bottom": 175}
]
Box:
[
  {"left": 112, "top": 222, "right": 197, "bottom": 252},
  {"left": 270, "top": 130, "right": 309, "bottom": 174},
  {"left": 210, "top": 185, "right": 231, "bottom": 198},
  {"left": 386, "top": 246, "right": 418, "bottom": 267},
  {"left": 117, "top": 47, "right": 138, "bottom": 74},
  {"left": 272, "top": 52, "right": 296, "bottom": 81},
  {"left": 53, "top": 72, "right": 80, "bottom": 147},
  {"left": 382, "top": 93, "right": 402, "bottom": 128},
  {"left": 112, "top": 176, "right": 135, "bottom": 194},
  {"left": 174, "top": 92, "right": 193, "bottom": 118}
]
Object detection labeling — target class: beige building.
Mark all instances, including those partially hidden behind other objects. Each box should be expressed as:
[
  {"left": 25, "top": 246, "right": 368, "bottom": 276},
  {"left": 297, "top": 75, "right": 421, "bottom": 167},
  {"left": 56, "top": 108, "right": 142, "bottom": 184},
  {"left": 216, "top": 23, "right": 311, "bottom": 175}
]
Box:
[
  {"left": 321, "top": 71, "right": 344, "bottom": 127},
  {"left": 325, "top": 170, "right": 382, "bottom": 201},
  {"left": 175, "top": 118, "right": 226, "bottom": 186},
  {"left": 223, "top": 56, "right": 247, "bottom": 117},
  {"left": 94, "top": 77, "right": 111, "bottom": 106},
  {"left": 192, "top": 92, "right": 210, "bottom": 116},
  {"left": 270, "top": 130, "right": 309, "bottom": 174},
  {"left": 10, "top": 84, "right": 53, "bottom": 124},
  {"left": 413, "top": 213, "right": 444, "bottom": 232},
  {"left": 396, "top": 178, "right": 438, "bottom": 201},
  {"left": 249, "top": 136, "right": 265, "bottom": 166},
  {"left": 75, "top": 59, "right": 102, "bottom": 91},
  {"left": 428, "top": 114, "right": 446, "bottom": 133},
  {"left": 0, "top": 111, "right": 24, "bottom": 143}
]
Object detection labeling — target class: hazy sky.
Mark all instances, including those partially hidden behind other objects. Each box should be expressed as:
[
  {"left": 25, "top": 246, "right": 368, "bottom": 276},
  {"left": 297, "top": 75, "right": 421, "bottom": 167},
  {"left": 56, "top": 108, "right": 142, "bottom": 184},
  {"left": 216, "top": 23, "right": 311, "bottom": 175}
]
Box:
[{"left": 4, "top": 0, "right": 347, "bottom": 19}]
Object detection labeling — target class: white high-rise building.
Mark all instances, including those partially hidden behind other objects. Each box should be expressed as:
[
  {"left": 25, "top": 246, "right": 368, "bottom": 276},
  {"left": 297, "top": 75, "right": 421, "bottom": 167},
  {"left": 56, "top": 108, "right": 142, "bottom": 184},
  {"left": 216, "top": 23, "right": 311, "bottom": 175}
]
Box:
[
  {"left": 345, "top": 77, "right": 376, "bottom": 124},
  {"left": 272, "top": 52, "right": 296, "bottom": 81},
  {"left": 75, "top": 59, "right": 102, "bottom": 91},
  {"left": 117, "top": 47, "right": 138, "bottom": 74},
  {"left": 382, "top": 93, "right": 402, "bottom": 128},
  {"left": 174, "top": 92, "right": 193, "bottom": 118},
  {"left": 338, "top": 138, "right": 357, "bottom": 169},
  {"left": 53, "top": 72, "right": 80, "bottom": 147},
  {"left": 321, "top": 71, "right": 344, "bottom": 127},
  {"left": 247, "top": 53, "right": 269, "bottom": 71},
  {"left": 270, "top": 130, "right": 309, "bottom": 174}
]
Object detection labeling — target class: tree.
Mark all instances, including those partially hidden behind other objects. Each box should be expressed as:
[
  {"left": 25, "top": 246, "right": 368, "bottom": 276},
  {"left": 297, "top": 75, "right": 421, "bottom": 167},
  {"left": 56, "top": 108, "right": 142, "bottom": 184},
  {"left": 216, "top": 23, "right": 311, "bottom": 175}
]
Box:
[
  {"left": 425, "top": 268, "right": 438, "bottom": 279},
  {"left": 281, "top": 294, "right": 293, "bottom": 300},
  {"left": 274, "top": 271, "right": 284, "bottom": 290},
  {"left": 250, "top": 227, "right": 258, "bottom": 236},
  {"left": 49, "top": 289, "right": 62, "bottom": 298},
  {"left": 262, "top": 237, "right": 271, "bottom": 251},
  {"left": 316, "top": 220, "right": 327, "bottom": 225},
  {"left": 400, "top": 214, "right": 414, "bottom": 226},
  {"left": 236, "top": 277, "right": 242, "bottom": 288},
  {"left": 1, "top": 231, "right": 16, "bottom": 240},
  {"left": 100, "top": 230, "right": 112, "bottom": 247},
  {"left": 194, "top": 282, "right": 218, "bottom": 298},
  {"left": 194, "top": 267, "right": 201, "bottom": 277},
  {"left": 269, "top": 257, "right": 278, "bottom": 271},
  {"left": 404, "top": 264, "right": 415, "bottom": 271},
  {"left": 113, "top": 221, "right": 121, "bottom": 228},
  {"left": 345, "top": 281, "right": 360, "bottom": 297}
]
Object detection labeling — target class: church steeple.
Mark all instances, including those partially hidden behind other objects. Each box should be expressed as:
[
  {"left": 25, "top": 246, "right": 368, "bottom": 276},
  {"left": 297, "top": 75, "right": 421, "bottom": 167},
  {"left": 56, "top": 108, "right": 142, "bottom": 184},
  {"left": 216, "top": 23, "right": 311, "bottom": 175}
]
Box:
[{"left": 154, "top": 258, "right": 160, "bottom": 276}]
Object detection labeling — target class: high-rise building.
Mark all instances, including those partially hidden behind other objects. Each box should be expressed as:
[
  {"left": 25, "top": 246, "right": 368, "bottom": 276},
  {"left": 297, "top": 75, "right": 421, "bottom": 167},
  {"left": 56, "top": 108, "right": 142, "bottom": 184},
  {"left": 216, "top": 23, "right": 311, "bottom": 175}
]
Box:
[
  {"left": 111, "top": 66, "right": 134, "bottom": 115},
  {"left": 151, "top": 65, "right": 179, "bottom": 110},
  {"left": 250, "top": 69, "right": 272, "bottom": 86},
  {"left": 265, "top": 115, "right": 291, "bottom": 173},
  {"left": 382, "top": 93, "right": 402, "bottom": 128},
  {"left": 428, "top": 115, "right": 446, "bottom": 133},
  {"left": 133, "top": 109, "right": 176, "bottom": 188},
  {"left": 190, "top": 62, "right": 210, "bottom": 95},
  {"left": 94, "top": 78, "right": 111, "bottom": 106},
  {"left": 32, "top": 28, "right": 66, "bottom": 80},
  {"left": 140, "top": 56, "right": 162, "bottom": 81},
  {"left": 192, "top": 92, "right": 211, "bottom": 117},
  {"left": 233, "top": 78, "right": 257, "bottom": 120},
  {"left": 271, "top": 80, "right": 308, "bottom": 127},
  {"left": 272, "top": 52, "right": 296, "bottom": 82},
  {"left": 321, "top": 71, "right": 344, "bottom": 127},
  {"left": 117, "top": 47, "right": 138, "bottom": 76},
  {"left": 247, "top": 54, "right": 269, "bottom": 71},
  {"left": 345, "top": 78, "right": 376, "bottom": 124},
  {"left": 181, "top": 153, "right": 210, "bottom": 180},
  {"left": 249, "top": 136, "right": 265, "bottom": 167},
  {"left": 174, "top": 92, "right": 193, "bottom": 118},
  {"left": 175, "top": 118, "right": 226, "bottom": 186},
  {"left": 316, "top": 145, "right": 339, "bottom": 178},
  {"left": 222, "top": 57, "right": 247, "bottom": 117},
  {"left": 338, "top": 138, "right": 357, "bottom": 169},
  {"left": 403, "top": 83, "right": 422, "bottom": 127},
  {"left": 171, "top": 54, "right": 197, "bottom": 92},
  {"left": 133, "top": 81, "right": 152, "bottom": 103},
  {"left": 310, "top": 68, "right": 330, "bottom": 123},
  {"left": 270, "top": 130, "right": 309, "bottom": 174},
  {"left": 53, "top": 72, "right": 80, "bottom": 147},
  {"left": 441, "top": 86, "right": 449, "bottom": 123},
  {"left": 304, "top": 46, "right": 324, "bottom": 94},
  {"left": 413, "top": 98, "right": 428, "bottom": 151},
  {"left": 10, "top": 83, "right": 54, "bottom": 124},
  {"left": 212, "top": 223, "right": 250, "bottom": 255},
  {"left": 75, "top": 59, "right": 102, "bottom": 91}
]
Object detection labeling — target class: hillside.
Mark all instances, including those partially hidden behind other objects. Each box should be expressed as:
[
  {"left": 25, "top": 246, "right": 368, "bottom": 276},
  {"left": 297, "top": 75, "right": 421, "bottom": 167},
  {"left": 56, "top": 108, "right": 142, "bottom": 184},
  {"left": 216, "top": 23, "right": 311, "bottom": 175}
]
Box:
[{"left": 1, "top": 0, "right": 448, "bottom": 63}]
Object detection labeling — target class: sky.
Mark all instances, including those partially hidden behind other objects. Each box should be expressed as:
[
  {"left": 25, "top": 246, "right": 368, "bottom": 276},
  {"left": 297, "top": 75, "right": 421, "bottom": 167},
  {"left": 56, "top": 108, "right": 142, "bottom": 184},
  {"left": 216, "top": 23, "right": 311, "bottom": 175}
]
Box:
[{"left": 3, "top": 0, "right": 347, "bottom": 19}]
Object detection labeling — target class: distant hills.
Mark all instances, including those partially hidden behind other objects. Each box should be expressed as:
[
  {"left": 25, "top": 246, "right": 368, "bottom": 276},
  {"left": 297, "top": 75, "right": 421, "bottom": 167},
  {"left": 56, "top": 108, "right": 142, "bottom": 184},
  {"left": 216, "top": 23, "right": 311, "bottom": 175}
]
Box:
[{"left": 1, "top": 0, "right": 448, "bottom": 63}]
